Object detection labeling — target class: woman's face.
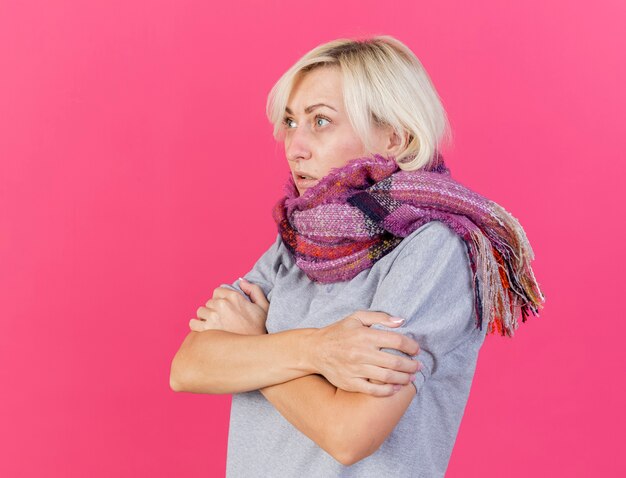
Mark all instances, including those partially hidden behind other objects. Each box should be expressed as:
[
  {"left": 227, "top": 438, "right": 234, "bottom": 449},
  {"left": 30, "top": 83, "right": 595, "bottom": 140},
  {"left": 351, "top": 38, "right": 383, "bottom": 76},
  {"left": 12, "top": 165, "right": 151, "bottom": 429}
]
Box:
[{"left": 282, "top": 66, "right": 397, "bottom": 195}]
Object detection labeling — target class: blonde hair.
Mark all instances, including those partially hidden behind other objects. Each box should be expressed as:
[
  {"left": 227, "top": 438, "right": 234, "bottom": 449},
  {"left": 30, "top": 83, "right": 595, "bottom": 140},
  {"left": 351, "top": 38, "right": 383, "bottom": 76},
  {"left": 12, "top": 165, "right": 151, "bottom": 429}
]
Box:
[{"left": 266, "top": 35, "right": 453, "bottom": 171}]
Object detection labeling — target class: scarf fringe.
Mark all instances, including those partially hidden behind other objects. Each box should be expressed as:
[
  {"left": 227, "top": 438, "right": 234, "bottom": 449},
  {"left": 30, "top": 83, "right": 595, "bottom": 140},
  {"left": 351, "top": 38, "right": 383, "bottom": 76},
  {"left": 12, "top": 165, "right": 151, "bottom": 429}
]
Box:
[{"left": 470, "top": 201, "right": 546, "bottom": 337}]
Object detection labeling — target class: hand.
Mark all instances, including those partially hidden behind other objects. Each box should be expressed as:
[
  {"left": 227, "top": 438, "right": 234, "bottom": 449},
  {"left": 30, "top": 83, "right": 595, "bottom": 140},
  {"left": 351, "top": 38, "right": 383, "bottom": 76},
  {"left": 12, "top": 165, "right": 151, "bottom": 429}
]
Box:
[
  {"left": 189, "top": 278, "right": 269, "bottom": 336},
  {"left": 309, "top": 310, "right": 422, "bottom": 396}
]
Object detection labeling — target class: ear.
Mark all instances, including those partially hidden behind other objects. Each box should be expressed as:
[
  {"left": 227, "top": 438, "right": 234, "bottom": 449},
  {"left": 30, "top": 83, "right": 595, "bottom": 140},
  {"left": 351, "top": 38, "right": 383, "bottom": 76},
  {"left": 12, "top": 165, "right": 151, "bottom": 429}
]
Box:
[{"left": 384, "top": 127, "right": 408, "bottom": 157}]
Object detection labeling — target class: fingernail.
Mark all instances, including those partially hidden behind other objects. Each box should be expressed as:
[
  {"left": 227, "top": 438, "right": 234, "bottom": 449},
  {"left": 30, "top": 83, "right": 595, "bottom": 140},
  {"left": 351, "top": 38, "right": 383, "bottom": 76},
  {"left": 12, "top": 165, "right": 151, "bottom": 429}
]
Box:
[
  {"left": 416, "top": 361, "right": 423, "bottom": 371},
  {"left": 390, "top": 317, "right": 405, "bottom": 324},
  {"left": 239, "top": 277, "right": 247, "bottom": 283},
  {"left": 393, "top": 384, "right": 402, "bottom": 392},
  {"left": 409, "top": 374, "right": 416, "bottom": 382}
]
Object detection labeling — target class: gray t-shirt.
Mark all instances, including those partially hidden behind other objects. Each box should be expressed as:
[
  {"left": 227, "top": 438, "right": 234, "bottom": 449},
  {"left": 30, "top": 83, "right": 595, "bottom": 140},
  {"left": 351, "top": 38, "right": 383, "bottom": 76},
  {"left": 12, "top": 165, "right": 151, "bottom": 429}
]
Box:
[{"left": 219, "top": 220, "right": 487, "bottom": 478}]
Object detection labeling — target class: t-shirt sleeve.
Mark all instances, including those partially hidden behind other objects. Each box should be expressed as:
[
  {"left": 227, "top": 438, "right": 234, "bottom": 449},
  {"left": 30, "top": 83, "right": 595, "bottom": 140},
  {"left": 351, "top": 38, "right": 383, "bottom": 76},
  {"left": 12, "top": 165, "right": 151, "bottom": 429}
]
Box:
[
  {"left": 368, "top": 221, "right": 481, "bottom": 394},
  {"left": 218, "top": 233, "right": 284, "bottom": 302}
]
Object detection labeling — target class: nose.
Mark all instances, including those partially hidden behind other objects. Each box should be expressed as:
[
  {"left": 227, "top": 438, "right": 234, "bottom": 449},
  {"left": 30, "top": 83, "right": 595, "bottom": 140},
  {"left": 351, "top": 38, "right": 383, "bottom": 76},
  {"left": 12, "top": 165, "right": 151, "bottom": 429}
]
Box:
[{"left": 285, "top": 123, "right": 313, "bottom": 163}]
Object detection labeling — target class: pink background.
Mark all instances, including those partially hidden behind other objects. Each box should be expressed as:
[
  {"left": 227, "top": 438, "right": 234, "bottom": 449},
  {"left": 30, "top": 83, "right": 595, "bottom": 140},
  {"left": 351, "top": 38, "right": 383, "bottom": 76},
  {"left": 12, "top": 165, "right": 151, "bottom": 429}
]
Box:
[{"left": 1, "top": 1, "right": 624, "bottom": 476}]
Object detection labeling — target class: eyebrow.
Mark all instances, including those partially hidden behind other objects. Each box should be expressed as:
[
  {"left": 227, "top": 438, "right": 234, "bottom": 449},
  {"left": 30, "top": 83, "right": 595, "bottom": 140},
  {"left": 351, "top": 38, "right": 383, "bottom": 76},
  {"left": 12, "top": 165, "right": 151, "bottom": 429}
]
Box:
[{"left": 285, "top": 103, "right": 337, "bottom": 115}]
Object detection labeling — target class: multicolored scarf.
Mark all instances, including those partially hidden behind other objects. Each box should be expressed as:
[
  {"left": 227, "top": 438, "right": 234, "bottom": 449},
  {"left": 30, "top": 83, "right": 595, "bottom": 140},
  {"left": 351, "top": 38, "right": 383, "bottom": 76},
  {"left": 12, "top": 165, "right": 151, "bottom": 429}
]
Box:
[{"left": 272, "top": 152, "right": 545, "bottom": 337}]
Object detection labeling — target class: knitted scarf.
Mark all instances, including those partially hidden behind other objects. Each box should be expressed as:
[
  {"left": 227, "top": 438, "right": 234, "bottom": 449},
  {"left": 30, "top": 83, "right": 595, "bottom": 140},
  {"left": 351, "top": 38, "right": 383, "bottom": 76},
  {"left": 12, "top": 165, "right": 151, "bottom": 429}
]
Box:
[{"left": 272, "top": 152, "right": 545, "bottom": 337}]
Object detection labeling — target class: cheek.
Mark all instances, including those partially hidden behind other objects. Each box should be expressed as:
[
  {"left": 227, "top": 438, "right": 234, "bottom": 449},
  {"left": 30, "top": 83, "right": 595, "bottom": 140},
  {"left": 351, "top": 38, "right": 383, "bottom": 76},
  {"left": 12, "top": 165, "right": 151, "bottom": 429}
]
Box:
[
  {"left": 315, "top": 129, "right": 368, "bottom": 176},
  {"left": 326, "top": 138, "right": 368, "bottom": 167}
]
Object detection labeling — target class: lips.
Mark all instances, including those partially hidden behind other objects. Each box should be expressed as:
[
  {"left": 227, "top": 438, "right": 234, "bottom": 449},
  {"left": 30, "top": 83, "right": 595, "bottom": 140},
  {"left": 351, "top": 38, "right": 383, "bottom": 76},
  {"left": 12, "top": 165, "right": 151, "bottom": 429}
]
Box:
[
  {"left": 294, "top": 173, "right": 319, "bottom": 189},
  {"left": 295, "top": 172, "right": 317, "bottom": 180}
]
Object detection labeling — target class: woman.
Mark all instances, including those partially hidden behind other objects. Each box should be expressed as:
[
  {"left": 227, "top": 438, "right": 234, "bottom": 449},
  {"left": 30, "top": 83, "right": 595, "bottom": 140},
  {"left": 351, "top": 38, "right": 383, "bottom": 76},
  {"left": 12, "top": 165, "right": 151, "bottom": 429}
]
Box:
[{"left": 170, "top": 36, "right": 545, "bottom": 477}]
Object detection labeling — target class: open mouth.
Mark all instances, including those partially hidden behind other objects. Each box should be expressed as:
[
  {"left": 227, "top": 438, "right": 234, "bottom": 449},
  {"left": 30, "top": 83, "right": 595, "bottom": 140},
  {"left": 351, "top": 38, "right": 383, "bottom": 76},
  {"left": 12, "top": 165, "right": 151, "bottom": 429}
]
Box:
[{"left": 295, "top": 174, "right": 319, "bottom": 188}]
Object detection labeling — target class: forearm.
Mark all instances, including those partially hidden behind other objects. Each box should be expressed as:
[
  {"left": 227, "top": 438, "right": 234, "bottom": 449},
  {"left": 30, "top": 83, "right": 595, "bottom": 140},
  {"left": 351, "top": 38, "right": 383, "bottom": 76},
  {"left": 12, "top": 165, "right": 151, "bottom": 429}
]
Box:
[
  {"left": 260, "top": 376, "right": 414, "bottom": 465},
  {"left": 170, "top": 328, "right": 318, "bottom": 394},
  {"left": 260, "top": 375, "right": 345, "bottom": 460}
]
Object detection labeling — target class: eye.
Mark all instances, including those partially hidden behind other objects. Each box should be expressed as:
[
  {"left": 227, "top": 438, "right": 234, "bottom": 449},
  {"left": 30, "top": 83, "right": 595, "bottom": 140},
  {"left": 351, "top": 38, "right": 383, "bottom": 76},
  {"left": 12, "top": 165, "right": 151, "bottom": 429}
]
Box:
[
  {"left": 315, "top": 116, "right": 330, "bottom": 127},
  {"left": 282, "top": 116, "right": 296, "bottom": 128}
]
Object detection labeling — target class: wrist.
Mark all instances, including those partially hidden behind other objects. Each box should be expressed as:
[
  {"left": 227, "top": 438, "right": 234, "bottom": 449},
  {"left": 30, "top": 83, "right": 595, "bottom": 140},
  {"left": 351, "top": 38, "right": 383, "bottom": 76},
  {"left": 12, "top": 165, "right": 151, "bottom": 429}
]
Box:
[{"left": 299, "top": 328, "right": 321, "bottom": 375}]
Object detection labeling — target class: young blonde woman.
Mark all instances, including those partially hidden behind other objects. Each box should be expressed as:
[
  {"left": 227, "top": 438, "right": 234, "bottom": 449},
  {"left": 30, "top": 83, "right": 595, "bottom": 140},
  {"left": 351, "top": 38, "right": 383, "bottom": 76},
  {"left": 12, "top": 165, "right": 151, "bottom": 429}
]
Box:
[{"left": 170, "top": 35, "right": 544, "bottom": 477}]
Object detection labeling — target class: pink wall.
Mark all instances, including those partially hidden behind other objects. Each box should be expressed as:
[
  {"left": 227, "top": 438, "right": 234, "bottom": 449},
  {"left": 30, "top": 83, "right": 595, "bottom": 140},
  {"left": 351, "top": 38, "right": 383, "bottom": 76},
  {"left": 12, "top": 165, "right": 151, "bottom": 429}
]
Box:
[{"left": 1, "top": 1, "right": 624, "bottom": 476}]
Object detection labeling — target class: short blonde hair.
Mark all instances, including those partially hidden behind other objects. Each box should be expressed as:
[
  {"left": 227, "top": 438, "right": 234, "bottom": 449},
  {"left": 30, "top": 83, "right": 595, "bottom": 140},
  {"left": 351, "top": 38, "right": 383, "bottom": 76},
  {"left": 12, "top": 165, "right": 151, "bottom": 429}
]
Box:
[{"left": 266, "top": 35, "right": 453, "bottom": 171}]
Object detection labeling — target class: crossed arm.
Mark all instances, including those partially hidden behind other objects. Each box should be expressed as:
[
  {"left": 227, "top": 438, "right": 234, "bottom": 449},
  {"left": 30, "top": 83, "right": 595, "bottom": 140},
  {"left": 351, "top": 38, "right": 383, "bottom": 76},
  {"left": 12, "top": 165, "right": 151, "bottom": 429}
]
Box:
[{"left": 170, "top": 285, "right": 420, "bottom": 465}]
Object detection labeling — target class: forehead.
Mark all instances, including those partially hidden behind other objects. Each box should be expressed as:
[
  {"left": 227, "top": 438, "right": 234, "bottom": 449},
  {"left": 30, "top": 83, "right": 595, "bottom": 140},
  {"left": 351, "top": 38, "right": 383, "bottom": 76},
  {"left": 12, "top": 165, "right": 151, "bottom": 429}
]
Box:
[{"left": 287, "top": 67, "right": 343, "bottom": 110}]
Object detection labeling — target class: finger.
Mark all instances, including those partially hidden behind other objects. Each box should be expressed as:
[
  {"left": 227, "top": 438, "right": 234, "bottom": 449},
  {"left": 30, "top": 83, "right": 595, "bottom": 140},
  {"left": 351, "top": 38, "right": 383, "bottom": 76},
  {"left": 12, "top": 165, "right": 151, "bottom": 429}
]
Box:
[
  {"left": 240, "top": 279, "right": 269, "bottom": 309},
  {"left": 238, "top": 277, "right": 251, "bottom": 295},
  {"left": 189, "top": 318, "right": 207, "bottom": 332},
  {"left": 211, "top": 286, "right": 243, "bottom": 300},
  {"left": 362, "top": 349, "right": 422, "bottom": 374},
  {"left": 358, "top": 363, "right": 416, "bottom": 385},
  {"left": 196, "top": 305, "right": 218, "bottom": 321},
  {"left": 350, "top": 378, "right": 404, "bottom": 397},
  {"left": 349, "top": 309, "right": 406, "bottom": 328},
  {"left": 367, "top": 329, "right": 420, "bottom": 356},
  {"left": 204, "top": 297, "right": 224, "bottom": 309}
]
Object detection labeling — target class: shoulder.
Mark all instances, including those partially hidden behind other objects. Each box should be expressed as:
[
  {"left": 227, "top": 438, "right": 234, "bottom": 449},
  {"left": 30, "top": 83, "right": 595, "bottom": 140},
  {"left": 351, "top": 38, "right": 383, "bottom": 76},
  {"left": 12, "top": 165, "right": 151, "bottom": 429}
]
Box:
[
  {"left": 376, "top": 220, "right": 475, "bottom": 323},
  {"left": 260, "top": 233, "right": 288, "bottom": 262},
  {"left": 394, "top": 220, "right": 468, "bottom": 264},
  {"left": 247, "top": 233, "right": 281, "bottom": 268},
  {"left": 408, "top": 219, "right": 461, "bottom": 243}
]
